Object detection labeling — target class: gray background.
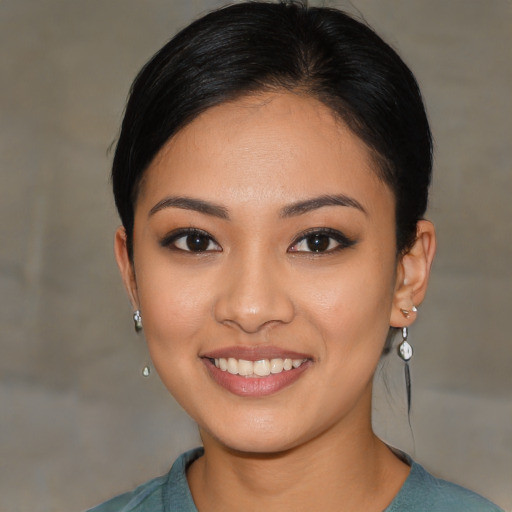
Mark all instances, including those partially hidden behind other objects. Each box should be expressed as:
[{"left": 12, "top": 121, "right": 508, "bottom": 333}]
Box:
[{"left": 1, "top": 1, "right": 510, "bottom": 510}]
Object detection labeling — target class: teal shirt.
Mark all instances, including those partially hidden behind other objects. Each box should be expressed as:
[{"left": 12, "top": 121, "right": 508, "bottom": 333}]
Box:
[{"left": 87, "top": 448, "right": 503, "bottom": 512}]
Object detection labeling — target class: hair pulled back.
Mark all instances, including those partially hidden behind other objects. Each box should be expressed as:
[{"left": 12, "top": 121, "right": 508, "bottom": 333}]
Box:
[{"left": 112, "top": 1, "right": 432, "bottom": 259}]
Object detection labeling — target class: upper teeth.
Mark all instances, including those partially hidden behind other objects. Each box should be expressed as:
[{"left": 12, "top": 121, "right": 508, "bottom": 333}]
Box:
[{"left": 213, "top": 357, "right": 306, "bottom": 377}]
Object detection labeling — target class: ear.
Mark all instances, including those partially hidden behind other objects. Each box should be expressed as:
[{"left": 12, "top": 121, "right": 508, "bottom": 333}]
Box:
[
  {"left": 390, "top": 220, "right": 436, "bottom": 328},
  {"left": 114, "top": 226, "right": 139, "bottom": 309}
]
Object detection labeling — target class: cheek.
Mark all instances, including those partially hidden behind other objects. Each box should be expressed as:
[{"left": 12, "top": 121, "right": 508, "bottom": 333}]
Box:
[
  {"left": 135, "top": 265, "right": 214, "bottom": 406},
  {"left": 295, "top": 257, "right": 396, "bottom": 351},
  {"left": 134, "top": 256, "right": 215, "bottom": 352}
]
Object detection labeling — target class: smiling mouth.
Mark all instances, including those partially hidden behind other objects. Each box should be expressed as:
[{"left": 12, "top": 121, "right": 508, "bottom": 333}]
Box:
[
  {"left": 208, "top": 357, "right": 308, "bottom": 377},
  {"left": 201, "top": 346, "right": 312, "bottom": 396}
]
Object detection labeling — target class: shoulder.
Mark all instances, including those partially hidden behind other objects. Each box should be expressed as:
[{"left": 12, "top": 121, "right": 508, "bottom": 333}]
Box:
[
  {"left": 85, "top": 448, "right": 203, "bottom": 512},
  {"left": 386, "top": 461, "right": 504, "bottom": 512},
  {"left": 85, "top": 474, "right": 168, "bottom": 512}
]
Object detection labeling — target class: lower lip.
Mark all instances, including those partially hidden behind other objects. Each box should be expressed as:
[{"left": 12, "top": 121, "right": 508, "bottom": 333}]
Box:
[{"left": 203, "top": 359, "right": 311, "bottom": 397}]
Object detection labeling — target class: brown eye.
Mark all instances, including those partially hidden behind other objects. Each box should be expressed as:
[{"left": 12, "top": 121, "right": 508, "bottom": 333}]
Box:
[
  {"left": 305, "top": 233, "right": 331, "bottom": 252},
  {"left": 288, "top": 228, "right": 356, "bottom": 254},
  {"left": 185, "top": 233, "right": 212, "bottom": 251},
  {"left": 162, "top": 229, "right": 221, "bottom": 252}
]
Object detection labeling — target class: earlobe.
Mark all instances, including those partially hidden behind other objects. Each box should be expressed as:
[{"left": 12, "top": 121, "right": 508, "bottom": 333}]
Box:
[
  {"left": 390, "top": 220, "right": 436, "bottom": 327},
  {"left": 114, "top": 226, "right": 139, "bottom": 309}
]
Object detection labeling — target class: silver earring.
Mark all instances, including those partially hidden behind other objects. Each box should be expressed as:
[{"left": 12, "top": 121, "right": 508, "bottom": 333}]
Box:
[
  {"left": 398, "top": 326, "right": 413, "bottom": 415},
  {"left": 133, "top": 310, "right": 143, "bottom": 333},
  {"left": 400, "top": 305, "right": 417, "bottom": 319},
  {"left": 398, "top": 326, "right": 413, "bottom": 361},
  {"left": 133, "top": 311, "right": 150, "bottom": 377}
]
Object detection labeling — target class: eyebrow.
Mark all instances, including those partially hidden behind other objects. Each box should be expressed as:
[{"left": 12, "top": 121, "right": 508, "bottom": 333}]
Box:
[
  {"left": 148, "top": 193, "right": 366, "bottom": 220},
  {"left": 148, "top": 196, "right": 230, "bottom": 219},
  {"left": 279, "top": 194, "right": 367, "bottom": 217}
]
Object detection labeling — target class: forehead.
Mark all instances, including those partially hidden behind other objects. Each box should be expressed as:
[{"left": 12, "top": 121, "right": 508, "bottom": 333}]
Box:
[{"left": 138, "top": 92, "right": 392, "bottom": 215}]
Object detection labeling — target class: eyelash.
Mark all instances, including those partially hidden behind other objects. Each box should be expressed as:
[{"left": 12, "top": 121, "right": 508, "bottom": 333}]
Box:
[
  {"left": 160, "top": 227, "right": 356, "bottom": 254},
  {"left": 160, "top": 228, "right": 221, "bottom": 253},
  {"left": 288, "top": 228, "right": 356, "bottom": 254}
]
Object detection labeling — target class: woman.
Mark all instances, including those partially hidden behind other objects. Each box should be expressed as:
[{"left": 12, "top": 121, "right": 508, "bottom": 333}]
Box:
[{"left": 89, "top": 2, "right": 502, "bottom": 510}]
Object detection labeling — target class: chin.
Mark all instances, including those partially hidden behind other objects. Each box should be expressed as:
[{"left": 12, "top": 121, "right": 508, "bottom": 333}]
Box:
[
  {"left": 200, "top": 414, "right": 305, "bottom": 455},
  {"left": 216, "top": 433, "right": 299, "bottom": 456}
]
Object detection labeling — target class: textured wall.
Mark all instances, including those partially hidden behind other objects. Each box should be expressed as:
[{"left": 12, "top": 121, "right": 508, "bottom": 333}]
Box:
[{"left": 1, "top": 1, "right": 510, "bottom": 510}]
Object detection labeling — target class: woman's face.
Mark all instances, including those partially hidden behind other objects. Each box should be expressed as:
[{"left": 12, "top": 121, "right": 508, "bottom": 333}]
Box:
[{"left": 123, "top": 92, "right": 403, "bottom": 453}]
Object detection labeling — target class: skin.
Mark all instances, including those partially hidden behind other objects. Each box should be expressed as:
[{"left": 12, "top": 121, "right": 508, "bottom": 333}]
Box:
[{"left": 115, "top": 92, "right": 436, "bottom": 511}]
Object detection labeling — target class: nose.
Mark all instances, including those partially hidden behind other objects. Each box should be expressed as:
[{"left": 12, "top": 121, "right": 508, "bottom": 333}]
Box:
[{"left": 214, "top": 250, "right": 295, "bottom": 334}]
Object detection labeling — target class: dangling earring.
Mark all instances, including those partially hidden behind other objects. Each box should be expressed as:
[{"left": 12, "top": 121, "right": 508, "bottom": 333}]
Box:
[
  {"left": 133, "top": 310, "right": 143, "bottom": 333},
  {"left": 132, "top": 310, "right": 151, "bottom": 377},
  {"left": 397, "top": 326, "right": 413, "bottom": 414},
  {"left": 398, "top": 326, "right": 413, "bottom": 362}
]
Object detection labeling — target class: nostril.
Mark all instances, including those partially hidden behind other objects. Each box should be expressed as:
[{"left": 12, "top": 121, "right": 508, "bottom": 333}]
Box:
[{"left": 217, "top": 316, "right": 293, "bottom": 335}]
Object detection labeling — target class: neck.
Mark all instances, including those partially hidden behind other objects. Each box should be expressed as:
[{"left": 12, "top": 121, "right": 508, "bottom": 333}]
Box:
[{"left": 187, "top": 388, "right": 410, "bottom": 512}]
